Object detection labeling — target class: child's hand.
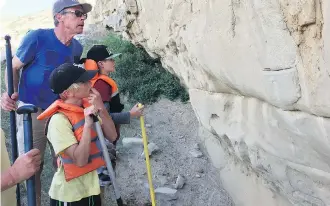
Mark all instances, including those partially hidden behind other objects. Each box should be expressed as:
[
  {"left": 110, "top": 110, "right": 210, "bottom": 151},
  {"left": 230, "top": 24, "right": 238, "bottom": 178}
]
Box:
[
  {"left": 88, "top": 88, "right": 104, "bottom": 111},
  {"left": 84, "top": 105, "right": 98, "bottom": 127},
  {"left": 130, "top": 103, "right": 144, "bottom": 118}
]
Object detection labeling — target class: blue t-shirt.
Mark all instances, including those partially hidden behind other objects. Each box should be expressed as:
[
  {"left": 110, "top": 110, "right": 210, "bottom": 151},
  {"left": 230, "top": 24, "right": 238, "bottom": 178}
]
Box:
[{"left": 16, "top": 29, "right": 83, "bottom": 109}]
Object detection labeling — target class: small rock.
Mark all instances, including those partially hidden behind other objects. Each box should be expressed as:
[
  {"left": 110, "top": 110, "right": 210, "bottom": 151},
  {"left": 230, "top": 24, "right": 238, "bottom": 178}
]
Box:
[
  {"left": 155, "top": 187, "right": 178, "bottom": 200},
  {"left": 196, "top": 168, "right": 204, "bottom": 174},
  {"left": 158, "top": 175, "right": 168, "bottom": 186},
  {"left": 122, "top": 137, "right": 143, "bottom": 147},
  {"left": 145, "top": 124, "right": 152, "bottom": 128},
  {"left": 174, "top": 175, "right": 185, "bottom": 189},
  {"left": 193, "top": 143, "right": 200, "bottom": 150},
  {"left": 141, "top": 142, "right": 160, "bottom": 157},
  {"left": 179, "top": 135, "right": 184, "bottom": 139},
  {"left": 144, "top": 182, "right": 150, "bottom": 190},
  {"left": 162, "top": 172, "right": 170, "bottom": 176},
  {"left": 190, "top": 149, "right": 203, "bottom": 158},
  {"left": 196, "top": 174, "right": 201, "bottom": 178}
]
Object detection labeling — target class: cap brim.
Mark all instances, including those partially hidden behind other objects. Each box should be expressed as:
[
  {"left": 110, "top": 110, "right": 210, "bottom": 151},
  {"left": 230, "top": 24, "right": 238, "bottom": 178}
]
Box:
[
  {"left": 75, "top": 70, "right": 98, "bottom": 83},
  {"left": 105, "top": 53, "right": 122, "bottom": 60},
  {"left": 80, "top": 3, "right": 92, "bottom": 13},
  {"left": 79, "top": 57, "right": 87, "bottom": 64}
]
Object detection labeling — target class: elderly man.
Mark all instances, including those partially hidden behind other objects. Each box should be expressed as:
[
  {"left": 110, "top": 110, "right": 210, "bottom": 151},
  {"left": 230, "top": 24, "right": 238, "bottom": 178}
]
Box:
[{"left": 1, "top": 0, "right": 93, "bottom": 205}]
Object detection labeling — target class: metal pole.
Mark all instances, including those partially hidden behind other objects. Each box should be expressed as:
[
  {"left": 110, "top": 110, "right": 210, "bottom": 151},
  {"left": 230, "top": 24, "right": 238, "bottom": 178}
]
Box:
[
  {"left": 92, "top": 115, "right": 123, "bottom": 206},
  {"left": 23, "top": 113, "right": 36, "bottom": 206},
  {"left": 4, "top": 35, "right": 21, "bottom": 206},
  {"left": 17, "top": 105, "right": 38, "bottom": 206}
]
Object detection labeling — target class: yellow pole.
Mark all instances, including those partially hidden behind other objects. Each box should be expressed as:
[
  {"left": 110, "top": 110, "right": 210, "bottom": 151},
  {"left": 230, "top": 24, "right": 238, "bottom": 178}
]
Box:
[{"left": 138, "top": 103, "right": 156, "bottom": 206}]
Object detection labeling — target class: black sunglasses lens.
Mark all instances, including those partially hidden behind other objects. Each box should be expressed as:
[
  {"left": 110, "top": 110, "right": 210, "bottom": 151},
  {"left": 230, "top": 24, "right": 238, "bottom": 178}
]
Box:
[
  {"left": 74, "top": 10, "right": 83, "bottom": 17},
  {"left": 74, "top": 10, "right": 87, "bottom": 18}
]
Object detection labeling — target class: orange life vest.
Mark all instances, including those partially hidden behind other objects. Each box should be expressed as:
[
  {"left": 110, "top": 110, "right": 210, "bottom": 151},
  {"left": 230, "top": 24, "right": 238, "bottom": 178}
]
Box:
[
  {"left": 37, "top": 99, "right": 105, "bottom": 182},
  {"left": 84, "top": 59, "right": 119, "bottom": 98}
]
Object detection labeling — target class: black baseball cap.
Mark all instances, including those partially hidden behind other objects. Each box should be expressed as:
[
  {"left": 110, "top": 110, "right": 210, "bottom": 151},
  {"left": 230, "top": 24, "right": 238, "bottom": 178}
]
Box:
[
  {"left": 52, "top": 0, "right": 92, "bottom": 16},
  {"left": 86, "top": 45, "right": 121, "bottom": 62},
  {"left": 49, "top": 63, "right": 97, "bottom": 94}
]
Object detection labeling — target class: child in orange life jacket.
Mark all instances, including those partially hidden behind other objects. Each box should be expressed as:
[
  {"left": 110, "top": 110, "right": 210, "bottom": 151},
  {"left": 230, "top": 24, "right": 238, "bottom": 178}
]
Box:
[
  {"left": 80, "top": 45, "right": 144, "bottom": 186},
  {"left": 37, "top": 63, "right": 117, "bottom": 206},
  {"left": 81, "top": 45, "right": 144, "bottom": 143}
]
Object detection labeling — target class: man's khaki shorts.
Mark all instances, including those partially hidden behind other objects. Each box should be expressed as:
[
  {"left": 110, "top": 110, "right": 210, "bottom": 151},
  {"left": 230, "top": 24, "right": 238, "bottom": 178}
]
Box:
[{"left": 16, "top": 101, "right": 47, "bottom": 161}]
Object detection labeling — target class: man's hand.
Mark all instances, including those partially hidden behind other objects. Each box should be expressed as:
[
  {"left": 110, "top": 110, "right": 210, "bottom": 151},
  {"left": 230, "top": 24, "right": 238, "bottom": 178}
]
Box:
[
  {"left": 1, "top": 92, "right": 18, "bottom": 111},
  {"left": 88, "top": 88, "right": 105, "bottom": 111},
  {"left": 130, "top": 103, "right": 144, "bottom": 118},
  {"left": 84, "top": 105, "right": 98, "bottom": 127},
  {"left": 9, "top": 149, "right": 41, "bottom": 184}
]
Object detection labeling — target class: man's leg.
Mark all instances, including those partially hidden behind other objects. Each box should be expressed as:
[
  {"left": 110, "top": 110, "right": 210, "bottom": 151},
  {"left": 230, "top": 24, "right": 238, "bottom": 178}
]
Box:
[
  {"left": 31, "top": 109, "right": 47, "bottom": 206},
  {"left": 16, "top": 104, "right": 47, "bottom": 206}
]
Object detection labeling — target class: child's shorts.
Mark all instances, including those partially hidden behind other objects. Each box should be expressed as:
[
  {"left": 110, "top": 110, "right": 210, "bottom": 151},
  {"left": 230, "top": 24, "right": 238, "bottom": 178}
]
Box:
[{"left": 50, "top": 195, "right": 101, "bottom": 206}]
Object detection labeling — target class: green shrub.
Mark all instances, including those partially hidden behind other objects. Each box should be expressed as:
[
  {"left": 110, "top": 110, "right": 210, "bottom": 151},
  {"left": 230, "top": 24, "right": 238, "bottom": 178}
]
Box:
[{"left": 83, "top": 34, "right": 189, "bottom": 104}]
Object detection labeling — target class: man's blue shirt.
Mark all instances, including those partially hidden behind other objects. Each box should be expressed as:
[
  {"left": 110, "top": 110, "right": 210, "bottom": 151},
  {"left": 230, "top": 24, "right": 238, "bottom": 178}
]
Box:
[{"left": 16, "top": 28, "right": 83, "bottom": 109}]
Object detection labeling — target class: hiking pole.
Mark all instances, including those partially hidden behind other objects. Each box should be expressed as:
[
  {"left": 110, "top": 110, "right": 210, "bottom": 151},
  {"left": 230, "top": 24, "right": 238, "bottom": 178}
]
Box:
[
  {"left": 91, "top": 115, "right": 123, "bottom": 206},
  {"left": 138, "top": 103, "right": 156, "bottom": 206},
  {"left": 16, "top": 104, "right": 38, "bottom": 206},
  {"left": 4, "top": 35, "right": 21, "bottom": 206}
]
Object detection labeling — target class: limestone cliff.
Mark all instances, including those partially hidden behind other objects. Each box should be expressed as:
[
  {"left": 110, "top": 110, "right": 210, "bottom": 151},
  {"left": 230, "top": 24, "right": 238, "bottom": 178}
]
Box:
[{"left": 86, "top": 0, "right": 330, "bottom": 205}]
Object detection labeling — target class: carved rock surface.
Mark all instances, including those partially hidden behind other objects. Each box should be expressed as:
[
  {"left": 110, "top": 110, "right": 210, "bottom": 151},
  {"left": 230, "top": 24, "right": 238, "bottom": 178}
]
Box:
[{"left": 86, "top": 0, "right": 329, "bottom": 205}]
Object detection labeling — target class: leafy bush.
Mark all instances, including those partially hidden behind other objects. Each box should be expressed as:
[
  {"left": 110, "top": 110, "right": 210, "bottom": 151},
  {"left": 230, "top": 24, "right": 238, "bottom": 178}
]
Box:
[{"left": 83, "top": 34, "right": 189, "bottom": 104}]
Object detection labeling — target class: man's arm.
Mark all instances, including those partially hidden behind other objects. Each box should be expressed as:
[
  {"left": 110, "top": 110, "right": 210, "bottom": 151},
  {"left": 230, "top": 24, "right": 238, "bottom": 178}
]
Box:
[
  {"left": 1, "top": 149, "right": 41, "bottom": 192},
  {"left": 1, "top": 168, "right": 16, "bottom": 191},
  {"left": 6, "top": 30, "right": 38, "bottom": 92},
  {"left": 1, "top": 56, "right": 25, "bottom": 111},
  {"left": 2, "top": 30, "right": 38, "bottom": 111}
]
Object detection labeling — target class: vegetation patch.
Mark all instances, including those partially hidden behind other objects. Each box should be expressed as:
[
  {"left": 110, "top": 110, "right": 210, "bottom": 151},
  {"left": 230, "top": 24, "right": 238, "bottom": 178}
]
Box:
[{"left": 82, "top": 34, "right": 189, "bottom": 105}]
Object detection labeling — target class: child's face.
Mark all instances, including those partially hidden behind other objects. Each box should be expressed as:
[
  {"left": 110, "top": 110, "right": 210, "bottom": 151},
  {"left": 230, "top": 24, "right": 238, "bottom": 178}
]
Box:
[
  {"left": 74, "top": 82, "right": 92, "bottom": 98},
  {"left": 101, "top": 59, "right": 115, "bottom": 73}
]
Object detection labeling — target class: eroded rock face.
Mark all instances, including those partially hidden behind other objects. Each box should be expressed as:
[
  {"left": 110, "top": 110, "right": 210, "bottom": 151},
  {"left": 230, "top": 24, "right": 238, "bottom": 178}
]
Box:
[{"left": 87, "top": 0, "right": 329, "bottom": 205}]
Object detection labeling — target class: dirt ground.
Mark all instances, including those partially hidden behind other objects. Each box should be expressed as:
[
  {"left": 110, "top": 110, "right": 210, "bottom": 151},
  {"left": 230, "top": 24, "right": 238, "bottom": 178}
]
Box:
[
  {"left": 2, "top": 99, "right": 234, "bottom": 206},
  {"left": 103, "top": 99, "right": 234, "bottom": 206}
]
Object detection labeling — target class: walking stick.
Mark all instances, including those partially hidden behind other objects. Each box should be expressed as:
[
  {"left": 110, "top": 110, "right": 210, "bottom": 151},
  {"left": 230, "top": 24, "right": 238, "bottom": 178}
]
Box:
[
  {"left": 138, "top": 103, "right": 156, "bottom": 206},
  {"left": 91, "top": 115, "right": 123, "bottom": 206},
  {"left": 16, "top": 104, "right": 38, "bottom": 206},
  {"left": 4, "top": 35, "right": 21, "bottom": 206}
]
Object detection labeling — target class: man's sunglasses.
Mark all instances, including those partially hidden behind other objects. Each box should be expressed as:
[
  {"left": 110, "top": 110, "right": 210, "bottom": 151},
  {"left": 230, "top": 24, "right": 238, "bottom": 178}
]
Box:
[{"left": 62, "top": 10, "right": 87, "bottom": 19}]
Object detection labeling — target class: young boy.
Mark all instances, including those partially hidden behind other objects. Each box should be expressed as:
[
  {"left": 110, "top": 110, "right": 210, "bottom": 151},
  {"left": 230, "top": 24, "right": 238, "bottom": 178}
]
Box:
[
  {"left": 81, "top": 45, "right": 143, "bottom": 186},
  {"left": 37, "top": 63, "right": 117, "bottom": 206},
  {"left": 82, "top": 44, "right": 143, "bottom": 141}
]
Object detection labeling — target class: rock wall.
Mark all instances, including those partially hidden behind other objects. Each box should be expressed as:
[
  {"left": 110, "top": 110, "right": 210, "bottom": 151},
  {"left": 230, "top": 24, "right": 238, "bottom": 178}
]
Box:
[{"left": 86, "top": 0, "right": 330, "bottom": 205}]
